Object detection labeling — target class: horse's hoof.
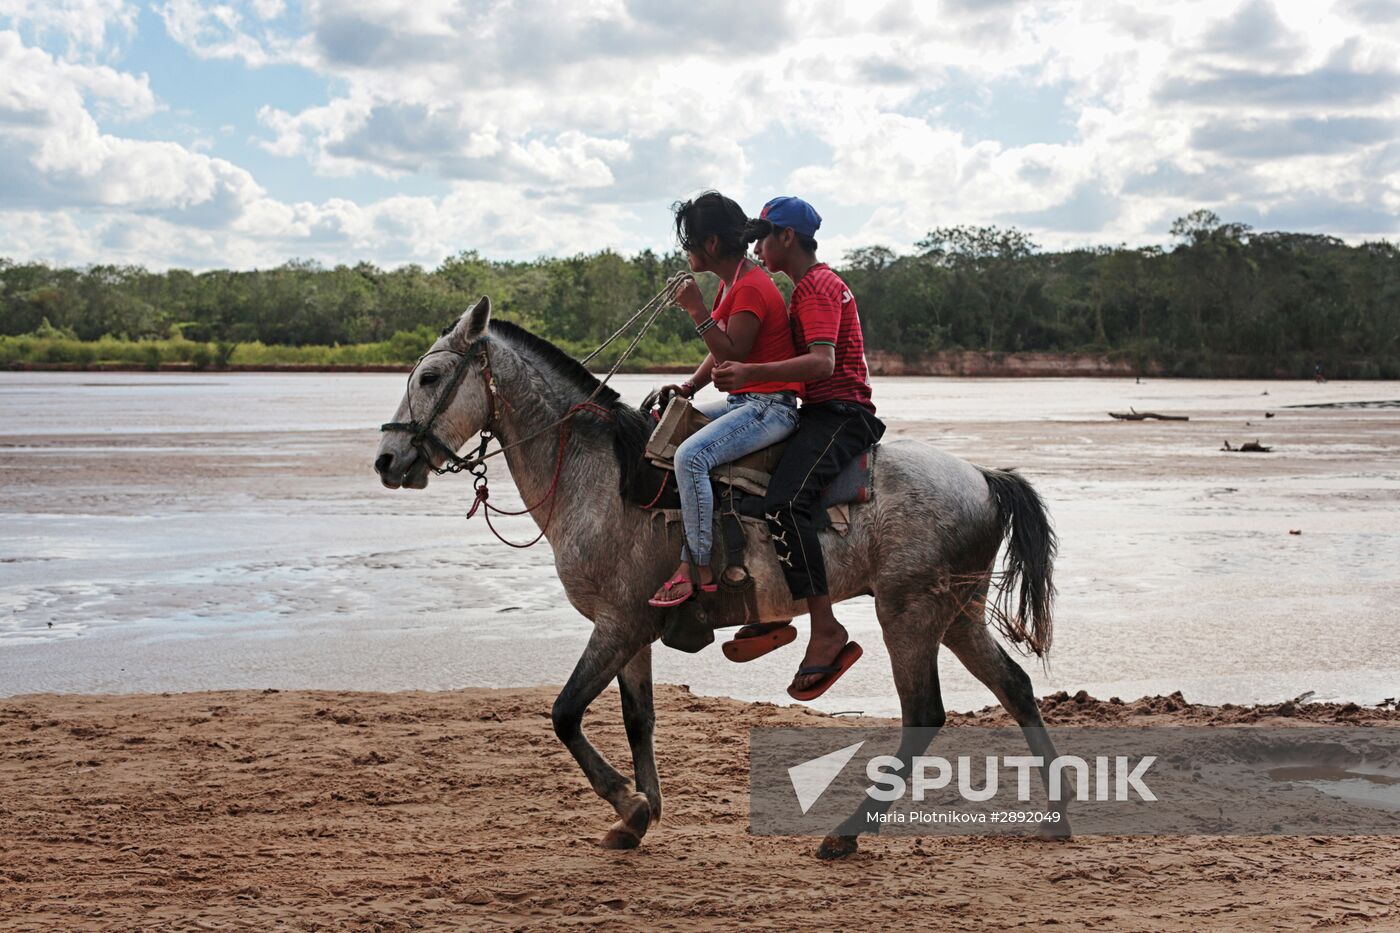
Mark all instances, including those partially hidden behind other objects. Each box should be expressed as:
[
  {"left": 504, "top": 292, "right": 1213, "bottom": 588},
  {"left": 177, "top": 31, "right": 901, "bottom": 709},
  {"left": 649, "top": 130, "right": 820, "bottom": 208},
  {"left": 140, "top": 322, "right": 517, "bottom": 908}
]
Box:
[
  {"left": 1037, "top": 818, "right": 1072, "bottom": 841},
  {"left": 598, "top": 792, "right": 652, "bottom": 850},
  {"left": 816, "top": 834, "right": 859, "bottom": 860},
  {"left": 620, "top": 792, "right": 651, "bottom": 832},
  {"left": 600, "top": 823, "right": 642, "bottom": 849}
]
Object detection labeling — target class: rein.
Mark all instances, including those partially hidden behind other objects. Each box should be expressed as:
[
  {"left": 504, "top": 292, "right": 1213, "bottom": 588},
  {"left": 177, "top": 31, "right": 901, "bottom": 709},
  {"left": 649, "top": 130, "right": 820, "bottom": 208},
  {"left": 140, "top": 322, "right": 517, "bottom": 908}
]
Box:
[
  {"left": 381, "top": 274, "right": 689, "bottom": 547},
  {"left": 463, "top": 398, "right": 614, "bottom": 549}
]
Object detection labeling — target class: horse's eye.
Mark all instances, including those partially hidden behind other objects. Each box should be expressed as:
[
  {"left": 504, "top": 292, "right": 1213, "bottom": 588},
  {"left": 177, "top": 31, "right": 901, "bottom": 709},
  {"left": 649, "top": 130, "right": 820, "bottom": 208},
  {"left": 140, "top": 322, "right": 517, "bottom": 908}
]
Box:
[{"left": 419, "top": 371, "right": 440, "bottom": 386}]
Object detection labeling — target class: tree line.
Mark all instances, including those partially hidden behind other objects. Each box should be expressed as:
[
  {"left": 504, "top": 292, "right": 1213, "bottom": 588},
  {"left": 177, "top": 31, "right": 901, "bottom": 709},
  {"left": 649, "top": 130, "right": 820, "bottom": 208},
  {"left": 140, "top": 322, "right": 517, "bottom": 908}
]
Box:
[{"left": 2, "top": 210, "right": 1397, "bottom": 377}]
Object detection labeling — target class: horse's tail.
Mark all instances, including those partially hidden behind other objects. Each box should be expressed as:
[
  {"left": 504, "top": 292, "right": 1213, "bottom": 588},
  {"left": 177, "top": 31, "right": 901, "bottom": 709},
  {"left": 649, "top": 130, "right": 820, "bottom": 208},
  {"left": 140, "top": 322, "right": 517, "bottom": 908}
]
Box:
[{"left": 978, "top": 467, "right": 1057, "bottom": 659}]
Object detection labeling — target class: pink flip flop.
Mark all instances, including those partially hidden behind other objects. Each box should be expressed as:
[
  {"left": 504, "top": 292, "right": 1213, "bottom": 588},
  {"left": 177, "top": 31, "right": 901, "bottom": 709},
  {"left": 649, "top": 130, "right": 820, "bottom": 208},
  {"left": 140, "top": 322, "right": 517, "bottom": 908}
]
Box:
[{"left": 647, "top": 571, "right": 717, "bottom": 609}]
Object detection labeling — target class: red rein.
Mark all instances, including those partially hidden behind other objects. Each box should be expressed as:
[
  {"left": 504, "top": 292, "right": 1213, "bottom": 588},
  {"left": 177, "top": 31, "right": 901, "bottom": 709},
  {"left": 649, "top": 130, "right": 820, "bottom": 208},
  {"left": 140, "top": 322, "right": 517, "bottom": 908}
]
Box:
[{"left": 465, "top": 401, "right": 614, "bottom": 549}]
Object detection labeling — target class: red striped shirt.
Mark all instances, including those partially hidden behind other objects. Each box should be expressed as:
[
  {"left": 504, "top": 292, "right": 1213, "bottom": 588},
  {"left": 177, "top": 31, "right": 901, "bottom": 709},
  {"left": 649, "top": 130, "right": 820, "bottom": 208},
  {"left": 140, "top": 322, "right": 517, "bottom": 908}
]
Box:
[{"left": 789, "top": 264, "right": 875, "bottom": 412}]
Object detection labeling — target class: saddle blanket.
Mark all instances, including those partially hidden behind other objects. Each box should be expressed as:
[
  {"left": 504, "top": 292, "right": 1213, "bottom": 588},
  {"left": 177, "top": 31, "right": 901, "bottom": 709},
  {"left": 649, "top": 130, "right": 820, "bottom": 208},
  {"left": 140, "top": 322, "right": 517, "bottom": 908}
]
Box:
[{"left": 644, "top": 396, "right": 875, "bottom": 530}]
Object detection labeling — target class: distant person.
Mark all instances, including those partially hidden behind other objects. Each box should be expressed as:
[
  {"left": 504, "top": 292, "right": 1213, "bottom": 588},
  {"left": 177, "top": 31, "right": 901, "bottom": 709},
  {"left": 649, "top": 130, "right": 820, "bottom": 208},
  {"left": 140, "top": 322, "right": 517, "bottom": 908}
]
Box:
[
  {"left": 1314, "top": 361, "right": 1327, "bottom": 383},
  {"left": 713, "top": 196, "right": 885, "bottom": 700},
  {"left": 647, "top": 192, "right": 802, "bottom": 609}
]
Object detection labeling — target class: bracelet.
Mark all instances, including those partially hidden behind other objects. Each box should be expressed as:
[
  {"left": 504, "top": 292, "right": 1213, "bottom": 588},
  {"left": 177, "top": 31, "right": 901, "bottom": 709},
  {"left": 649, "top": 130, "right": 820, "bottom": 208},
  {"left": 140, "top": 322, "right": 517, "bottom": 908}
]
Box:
[{"left": 695, "top": 316, "right": 717, "bottom": 336}]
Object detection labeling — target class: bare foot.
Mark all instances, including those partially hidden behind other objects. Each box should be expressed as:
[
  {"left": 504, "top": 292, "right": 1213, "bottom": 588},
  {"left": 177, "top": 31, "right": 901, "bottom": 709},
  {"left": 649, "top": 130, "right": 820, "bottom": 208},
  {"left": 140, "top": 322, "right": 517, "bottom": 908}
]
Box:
[
  {"left": 790, "top": 621, "right": 849, "bottom": 693},
  {"left": 648, "top": 566, "right": 693, "bottom": 606}
]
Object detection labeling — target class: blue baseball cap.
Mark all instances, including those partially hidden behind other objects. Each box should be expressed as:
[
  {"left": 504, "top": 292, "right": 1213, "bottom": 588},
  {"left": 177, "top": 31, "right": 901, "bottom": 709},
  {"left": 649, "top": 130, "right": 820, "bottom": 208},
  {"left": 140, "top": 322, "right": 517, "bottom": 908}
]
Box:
[{"left": 760, "top": 196, "right": 822, "bottom": 238}]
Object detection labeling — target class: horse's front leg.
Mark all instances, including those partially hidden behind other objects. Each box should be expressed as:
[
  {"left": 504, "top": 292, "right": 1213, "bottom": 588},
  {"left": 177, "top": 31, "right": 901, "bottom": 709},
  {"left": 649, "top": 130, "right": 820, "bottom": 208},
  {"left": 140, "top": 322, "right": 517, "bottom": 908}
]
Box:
[
  {"left": 617, "top": 643, "right": 661, "bottom": 823},
  {"left": 552, "top": 621, "right": 656, "bottom": 849}
]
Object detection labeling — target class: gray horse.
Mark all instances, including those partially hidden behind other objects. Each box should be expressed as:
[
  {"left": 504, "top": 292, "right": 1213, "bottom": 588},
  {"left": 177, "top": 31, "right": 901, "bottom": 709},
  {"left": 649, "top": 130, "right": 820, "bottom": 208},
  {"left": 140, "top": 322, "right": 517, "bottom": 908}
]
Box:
[{"left": 374, "top": 298, "right": 1069, "bottom": 858}]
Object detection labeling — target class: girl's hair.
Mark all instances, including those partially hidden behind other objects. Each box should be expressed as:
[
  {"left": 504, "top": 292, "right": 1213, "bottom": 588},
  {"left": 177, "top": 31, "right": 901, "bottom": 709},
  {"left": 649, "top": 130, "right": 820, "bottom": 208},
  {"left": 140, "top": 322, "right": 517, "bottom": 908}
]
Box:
[
  {"left": 742, "top": 216, "right": 818, "bottom": 253},
  {"left": 672, "top": 191, "right": 749, "bottom": 258}
]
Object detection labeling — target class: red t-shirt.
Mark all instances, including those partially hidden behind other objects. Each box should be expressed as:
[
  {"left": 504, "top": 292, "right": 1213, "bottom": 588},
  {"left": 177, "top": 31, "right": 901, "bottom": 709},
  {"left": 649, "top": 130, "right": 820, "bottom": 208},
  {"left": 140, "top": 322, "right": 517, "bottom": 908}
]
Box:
[
  {"left": 789, "top": 264, "right": 875, "bottom": 412},
  {"left": 712, "top": 266, "right": 801, "bottom": 395}
]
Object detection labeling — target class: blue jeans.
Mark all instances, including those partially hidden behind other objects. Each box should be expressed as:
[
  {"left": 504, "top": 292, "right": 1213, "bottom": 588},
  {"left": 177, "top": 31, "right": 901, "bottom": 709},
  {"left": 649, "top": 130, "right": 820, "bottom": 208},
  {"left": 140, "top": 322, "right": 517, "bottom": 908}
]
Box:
[{"left": 676, "top": 391, "right": 800, "bottom": 566}]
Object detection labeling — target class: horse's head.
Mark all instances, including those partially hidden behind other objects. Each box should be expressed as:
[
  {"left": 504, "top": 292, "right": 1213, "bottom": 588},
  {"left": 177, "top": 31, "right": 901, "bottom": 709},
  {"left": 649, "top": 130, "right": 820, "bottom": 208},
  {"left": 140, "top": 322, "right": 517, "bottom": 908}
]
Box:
[{"left": 374, "top": 296, "right": 496, "bottom": 489}]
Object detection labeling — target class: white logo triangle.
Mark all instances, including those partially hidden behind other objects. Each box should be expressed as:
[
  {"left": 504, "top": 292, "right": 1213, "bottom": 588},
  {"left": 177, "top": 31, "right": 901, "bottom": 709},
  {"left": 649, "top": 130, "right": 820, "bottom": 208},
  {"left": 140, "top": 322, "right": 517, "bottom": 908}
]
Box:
[{"left": 788, "top": 741, "right": 866, "bottom": 814}]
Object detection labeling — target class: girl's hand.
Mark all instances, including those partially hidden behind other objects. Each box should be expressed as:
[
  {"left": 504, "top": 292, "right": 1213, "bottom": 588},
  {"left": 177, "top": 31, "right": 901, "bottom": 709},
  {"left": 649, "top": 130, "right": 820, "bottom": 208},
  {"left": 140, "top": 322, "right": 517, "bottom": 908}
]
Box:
[{"left": 672, "top": 276, "right": 706, "bottom": 319}]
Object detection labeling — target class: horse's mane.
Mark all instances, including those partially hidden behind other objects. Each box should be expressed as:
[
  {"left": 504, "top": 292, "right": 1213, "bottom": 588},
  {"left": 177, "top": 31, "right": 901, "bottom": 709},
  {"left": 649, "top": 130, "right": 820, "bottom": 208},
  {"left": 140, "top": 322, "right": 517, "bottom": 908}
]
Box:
[{"left": 488, "top": 320, "right": 662, "bottom": 505}]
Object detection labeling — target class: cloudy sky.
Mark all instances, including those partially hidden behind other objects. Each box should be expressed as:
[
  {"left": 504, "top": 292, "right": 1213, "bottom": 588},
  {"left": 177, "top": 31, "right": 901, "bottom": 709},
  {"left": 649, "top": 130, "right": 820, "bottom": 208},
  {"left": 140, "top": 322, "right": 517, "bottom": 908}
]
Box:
[{"left": 1, "top": 0, "right": 1397, "bottom": 270}]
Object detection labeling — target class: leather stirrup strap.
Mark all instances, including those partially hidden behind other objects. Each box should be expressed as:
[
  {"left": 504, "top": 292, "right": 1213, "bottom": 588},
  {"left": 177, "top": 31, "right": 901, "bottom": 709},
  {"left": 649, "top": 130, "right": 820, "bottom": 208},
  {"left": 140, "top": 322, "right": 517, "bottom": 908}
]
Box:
[{"left": 718, "top": 485, "right": 761, "bottom": 623}]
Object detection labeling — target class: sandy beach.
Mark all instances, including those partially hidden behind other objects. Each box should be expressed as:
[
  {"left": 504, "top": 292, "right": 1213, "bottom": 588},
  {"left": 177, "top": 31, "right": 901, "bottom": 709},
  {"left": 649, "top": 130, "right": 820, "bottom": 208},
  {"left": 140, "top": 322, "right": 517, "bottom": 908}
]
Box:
[{"left": 3, "top": 685, "right": 1399, "bottom": 931}]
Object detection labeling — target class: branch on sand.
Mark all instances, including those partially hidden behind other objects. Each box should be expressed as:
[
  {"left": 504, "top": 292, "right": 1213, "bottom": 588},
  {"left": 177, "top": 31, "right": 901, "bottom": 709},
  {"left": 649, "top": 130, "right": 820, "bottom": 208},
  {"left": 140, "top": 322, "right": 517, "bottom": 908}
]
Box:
[
  {"left": 1222, "top": 439, "right": 1273, "bottom": 452},
  {"left": 1108, "top": 408, "right": 1190, "bottom": 421}
]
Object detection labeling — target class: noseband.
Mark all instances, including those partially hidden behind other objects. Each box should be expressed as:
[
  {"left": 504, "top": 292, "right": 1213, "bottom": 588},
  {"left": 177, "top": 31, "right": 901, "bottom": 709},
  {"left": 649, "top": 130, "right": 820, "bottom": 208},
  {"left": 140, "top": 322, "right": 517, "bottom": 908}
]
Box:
[{"left": 380, "top": 340, "right": 501, "bottom": 475}]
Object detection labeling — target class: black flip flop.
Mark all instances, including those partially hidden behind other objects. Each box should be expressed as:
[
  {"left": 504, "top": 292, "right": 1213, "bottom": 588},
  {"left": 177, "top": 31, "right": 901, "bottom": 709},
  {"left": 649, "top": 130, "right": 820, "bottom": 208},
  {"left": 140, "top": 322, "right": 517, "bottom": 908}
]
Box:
[{"left": 787, "top": 642, "right": 864, "bottom": 701}]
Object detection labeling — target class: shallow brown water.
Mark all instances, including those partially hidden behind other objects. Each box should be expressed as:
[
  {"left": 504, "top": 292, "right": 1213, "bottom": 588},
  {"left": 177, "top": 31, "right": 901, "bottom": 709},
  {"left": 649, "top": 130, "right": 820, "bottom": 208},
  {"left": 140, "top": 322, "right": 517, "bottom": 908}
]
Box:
[{"left": 2, "top": 372, "right": 1397, "bottom": 715}]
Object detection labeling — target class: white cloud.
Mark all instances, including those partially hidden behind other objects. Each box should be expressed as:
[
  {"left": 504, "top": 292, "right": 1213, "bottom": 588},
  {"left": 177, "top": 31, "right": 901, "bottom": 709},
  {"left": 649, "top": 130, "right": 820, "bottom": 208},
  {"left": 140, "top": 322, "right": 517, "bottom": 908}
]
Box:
[
  {"left": 0, "top": 0, "right": 137, "bottom": 58},
  {"left": 0, "top": 182, "right": 652, "bottom": 270},
  {"left": 249, "top": 0, "right": 285, "bottom": 19},
  {"left": 155, "top": 0, "right": 306, "bottom": 67},
  {"left": 0, "top": 31, "right": 258, "bottom": 222},
  {"left": 0, "top": 30, "right": 157, "bottom": 120},
  {"left": 266, "top": 0, "right": 1399, "bottom": 251},
  {"left": 2, "top": 0, "right": 1399, "bottom": 270}
]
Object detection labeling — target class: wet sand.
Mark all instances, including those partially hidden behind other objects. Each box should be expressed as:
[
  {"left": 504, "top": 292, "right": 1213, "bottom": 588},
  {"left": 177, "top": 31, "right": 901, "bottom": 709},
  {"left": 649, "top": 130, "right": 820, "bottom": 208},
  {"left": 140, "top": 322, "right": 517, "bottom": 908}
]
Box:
[
  {"left": 2, "top": 373, "right": 1398, "bottom": 714},
  {"left": 3, "top": 685, "right": 1399, "bottom": 931}
]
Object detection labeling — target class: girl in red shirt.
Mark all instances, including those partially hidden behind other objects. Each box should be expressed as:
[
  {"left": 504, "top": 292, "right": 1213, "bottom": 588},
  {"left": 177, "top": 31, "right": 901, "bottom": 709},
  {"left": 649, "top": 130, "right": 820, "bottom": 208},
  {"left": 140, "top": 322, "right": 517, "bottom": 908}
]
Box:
[{"left": 648, "top": 191, "right": 802, "bottom": 608}]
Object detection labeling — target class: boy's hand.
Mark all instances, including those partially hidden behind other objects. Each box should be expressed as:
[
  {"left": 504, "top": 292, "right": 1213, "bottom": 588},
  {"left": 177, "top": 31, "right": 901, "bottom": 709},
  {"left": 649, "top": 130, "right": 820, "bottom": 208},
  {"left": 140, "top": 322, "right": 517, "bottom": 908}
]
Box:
[{"left": 712, "top": 361, "right": 751, "bottom": 391}]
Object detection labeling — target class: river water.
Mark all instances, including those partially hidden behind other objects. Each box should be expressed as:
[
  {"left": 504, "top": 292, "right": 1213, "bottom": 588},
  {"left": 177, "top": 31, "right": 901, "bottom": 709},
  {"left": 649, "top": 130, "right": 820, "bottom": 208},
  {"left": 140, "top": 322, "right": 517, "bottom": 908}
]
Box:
[{"left": 2, "top": 372, "right": 1397, "bottom": 716}]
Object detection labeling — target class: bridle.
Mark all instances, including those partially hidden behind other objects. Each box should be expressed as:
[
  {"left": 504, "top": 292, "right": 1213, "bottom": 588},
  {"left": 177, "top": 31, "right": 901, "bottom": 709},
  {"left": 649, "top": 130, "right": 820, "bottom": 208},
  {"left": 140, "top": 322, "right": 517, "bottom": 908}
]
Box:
[
  {"left": 380, "top": 341, "right": 502, "bottom": 477},
  {"left": 379, "top": 336, "right": 615, "bottom": 548},
  {"left": 378, "top": 274, "right": 689, "bottom": 547}
]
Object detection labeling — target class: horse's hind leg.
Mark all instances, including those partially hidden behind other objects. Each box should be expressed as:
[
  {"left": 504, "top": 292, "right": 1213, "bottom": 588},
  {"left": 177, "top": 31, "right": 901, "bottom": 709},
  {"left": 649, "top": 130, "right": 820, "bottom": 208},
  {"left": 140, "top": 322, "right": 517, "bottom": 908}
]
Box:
[
  {"left": 552, "top": 621, "right": 655, "bottom": 849},
  {"left": 617, "top": 644, "right": 661, "bottom": 824},
  {"left": 818, "top": 593, "right": 949, "bottom": 860},
  {"left": 943, "top": 607, "right": 1072, "bottom": 837}
]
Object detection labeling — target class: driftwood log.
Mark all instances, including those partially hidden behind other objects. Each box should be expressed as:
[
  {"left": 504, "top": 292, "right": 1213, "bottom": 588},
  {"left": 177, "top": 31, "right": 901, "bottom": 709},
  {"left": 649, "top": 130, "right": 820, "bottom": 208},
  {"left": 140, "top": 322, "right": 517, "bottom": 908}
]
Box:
[
  {"left": 1222, "top": 440, "right": 1273, "bottom": 452},
  {"left": 1108, "top": 408, "right": 1190, "bottom": 421}
]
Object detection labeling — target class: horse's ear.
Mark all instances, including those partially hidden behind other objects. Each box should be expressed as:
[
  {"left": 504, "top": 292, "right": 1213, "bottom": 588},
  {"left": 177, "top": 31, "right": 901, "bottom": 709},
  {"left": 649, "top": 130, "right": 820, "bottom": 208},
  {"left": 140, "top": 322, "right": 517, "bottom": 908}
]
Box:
[{"left": 447, "top": 296, "right": 492, "bottom": 351}]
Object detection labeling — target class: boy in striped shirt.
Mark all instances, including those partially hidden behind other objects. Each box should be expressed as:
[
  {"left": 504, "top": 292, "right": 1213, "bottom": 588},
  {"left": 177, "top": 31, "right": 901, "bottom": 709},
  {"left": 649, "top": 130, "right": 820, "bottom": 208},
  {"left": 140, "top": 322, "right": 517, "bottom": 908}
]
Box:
[{"left": 713, "top": 197, "right": 885, "bottom": 700}]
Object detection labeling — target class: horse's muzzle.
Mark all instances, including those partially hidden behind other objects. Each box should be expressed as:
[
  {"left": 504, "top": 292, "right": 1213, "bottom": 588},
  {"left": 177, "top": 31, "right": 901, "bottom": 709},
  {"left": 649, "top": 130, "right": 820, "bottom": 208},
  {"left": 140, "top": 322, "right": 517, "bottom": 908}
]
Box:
[{"left": 375, "top": 451, "right": 430, "bottom": 490}]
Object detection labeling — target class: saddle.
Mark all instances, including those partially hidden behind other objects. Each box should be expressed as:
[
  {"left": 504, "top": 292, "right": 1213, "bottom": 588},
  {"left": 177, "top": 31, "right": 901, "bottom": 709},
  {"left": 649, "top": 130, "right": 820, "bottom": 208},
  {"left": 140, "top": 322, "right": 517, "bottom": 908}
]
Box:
[
  {"left": 642, "top": 396, "right": 877, "bottom": 652},
  {"left": 644, "top": 396, "right": 875, "bottom": 517}
]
